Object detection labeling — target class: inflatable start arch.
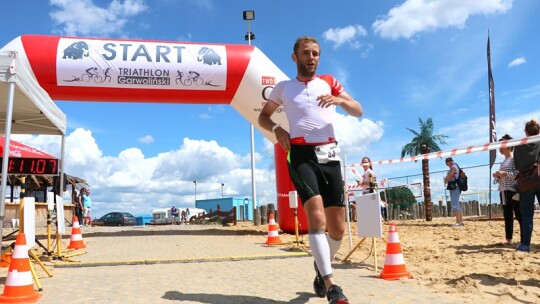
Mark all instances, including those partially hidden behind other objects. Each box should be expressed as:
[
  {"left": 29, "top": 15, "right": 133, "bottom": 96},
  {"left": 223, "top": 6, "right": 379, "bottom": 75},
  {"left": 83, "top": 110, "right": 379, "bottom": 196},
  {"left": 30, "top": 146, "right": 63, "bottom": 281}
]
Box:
[{"left": 1, "top": 35, "right": 307, "bottom": 234}]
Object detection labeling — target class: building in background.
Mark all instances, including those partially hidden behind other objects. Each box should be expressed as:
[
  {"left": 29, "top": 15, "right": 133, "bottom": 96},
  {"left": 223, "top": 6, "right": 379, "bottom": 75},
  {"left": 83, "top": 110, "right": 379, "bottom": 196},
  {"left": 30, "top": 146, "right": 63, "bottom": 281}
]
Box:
[{"left": 196, "top": 197, "right": 252, "bottom": 221}]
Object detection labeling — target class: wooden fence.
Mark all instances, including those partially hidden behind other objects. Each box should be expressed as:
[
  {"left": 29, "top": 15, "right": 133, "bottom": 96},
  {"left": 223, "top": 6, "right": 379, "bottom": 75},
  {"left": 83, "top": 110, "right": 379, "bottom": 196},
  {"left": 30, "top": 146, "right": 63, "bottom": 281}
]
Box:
[
  {"left": 385, "top": 200, "right": 503, "bottom": 221},
  {"left": 190, "top": 205, "right": 237, "bottom": 226}
]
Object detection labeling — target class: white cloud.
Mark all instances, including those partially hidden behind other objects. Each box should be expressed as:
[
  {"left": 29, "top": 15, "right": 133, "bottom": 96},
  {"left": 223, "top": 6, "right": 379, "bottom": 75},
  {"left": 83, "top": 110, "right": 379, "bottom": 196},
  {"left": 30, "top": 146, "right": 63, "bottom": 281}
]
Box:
[
  {"left": 323, "top": 24, "right": 367, "bottom": 49},
  {"left": 373, "top": 0, "right": 513, "bottom": 39},
  {"left": 49, "top": 0, "right": 148, "bottom": 36},
  {"left": 137, "top": 135, "right": 154, "bottom": 144},
  {"left": 13, "top": 129, "right": 264, "bottom": 218},
  {"left": 335, "top": 114, "right": 385, "bottom": 160},
  {"left": 63, "top": 128, "right": 103, "bottom": 167},
  {"left": 508, "top": 57, "right": 526, "bottom": 67}
]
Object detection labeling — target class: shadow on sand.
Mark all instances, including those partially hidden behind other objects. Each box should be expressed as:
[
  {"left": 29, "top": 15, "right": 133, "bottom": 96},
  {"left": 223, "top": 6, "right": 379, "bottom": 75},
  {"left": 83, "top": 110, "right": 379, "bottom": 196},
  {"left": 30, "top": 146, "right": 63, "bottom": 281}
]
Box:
[{"left": 163, "top": 291, "right": 314, "bottom": 304}]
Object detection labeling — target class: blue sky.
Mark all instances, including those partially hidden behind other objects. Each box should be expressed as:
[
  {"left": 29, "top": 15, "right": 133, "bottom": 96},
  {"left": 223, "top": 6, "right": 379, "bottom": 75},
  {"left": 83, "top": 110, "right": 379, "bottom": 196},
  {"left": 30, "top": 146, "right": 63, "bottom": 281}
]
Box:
[{"left": 1, "top": 0, "right": 539, "bottom": 218}]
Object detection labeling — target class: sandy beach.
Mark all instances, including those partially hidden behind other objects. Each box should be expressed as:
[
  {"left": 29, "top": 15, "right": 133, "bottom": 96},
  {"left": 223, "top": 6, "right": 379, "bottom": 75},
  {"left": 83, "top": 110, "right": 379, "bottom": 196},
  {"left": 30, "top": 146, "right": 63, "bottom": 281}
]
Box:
[{"left": 0, "top": 213, "right": 538, "bottom": 303}]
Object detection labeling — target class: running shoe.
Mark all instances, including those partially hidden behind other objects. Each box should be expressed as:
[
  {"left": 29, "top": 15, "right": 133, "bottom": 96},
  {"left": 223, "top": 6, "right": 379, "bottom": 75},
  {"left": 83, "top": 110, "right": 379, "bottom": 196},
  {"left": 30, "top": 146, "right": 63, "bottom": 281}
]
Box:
[
  {"left": 327, "top": 284, "right": 349, "bottom": 304},
  {"left": 516, "top": 244, "right": 530, "bottom": 253},
  {"left": 313, "top": 262, "right": 326, "bottom": 298}
]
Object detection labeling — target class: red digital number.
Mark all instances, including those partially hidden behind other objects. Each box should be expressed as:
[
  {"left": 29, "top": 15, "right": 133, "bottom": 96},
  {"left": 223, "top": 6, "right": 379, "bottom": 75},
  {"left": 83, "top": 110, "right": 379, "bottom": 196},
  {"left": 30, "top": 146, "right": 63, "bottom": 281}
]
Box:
[
  {"left": 8, "top": 159, "right": 15, "bottom": 172},
  {"left": 50, "top": 159, "right": 58, "bottom": 174},
  {"left": 35, "top": 159, "right": 46, "bottom": 174}
]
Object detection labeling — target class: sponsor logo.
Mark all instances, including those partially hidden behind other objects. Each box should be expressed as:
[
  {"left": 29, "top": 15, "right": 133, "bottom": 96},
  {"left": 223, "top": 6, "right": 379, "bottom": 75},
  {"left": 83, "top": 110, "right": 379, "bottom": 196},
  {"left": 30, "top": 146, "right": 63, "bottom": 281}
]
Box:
[
  {"left": 197, "top": 47, "right": 222, "bottom": 65},
  {"left": 261, "top": 76, "right": 275, "bottom": 85},
  {"left": 261, "top": 86, "right": 273, "bottom": 101},
  {"left": 62, "top": 41, "right": 90, "bottom": 60}
]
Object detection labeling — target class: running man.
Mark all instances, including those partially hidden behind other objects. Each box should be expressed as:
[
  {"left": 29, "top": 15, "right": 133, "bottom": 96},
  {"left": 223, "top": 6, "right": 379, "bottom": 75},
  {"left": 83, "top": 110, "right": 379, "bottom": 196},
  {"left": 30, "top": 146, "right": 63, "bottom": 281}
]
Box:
[{"left": 258, "top": 36, "right": 363, "bottom": 304}]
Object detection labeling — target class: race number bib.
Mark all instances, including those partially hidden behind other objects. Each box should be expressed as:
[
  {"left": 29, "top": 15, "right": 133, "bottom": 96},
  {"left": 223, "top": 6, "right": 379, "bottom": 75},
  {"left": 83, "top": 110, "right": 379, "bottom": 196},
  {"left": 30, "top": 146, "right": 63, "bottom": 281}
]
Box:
[{"left": 314, "top": 142, "right": 341, "bottom": 164}]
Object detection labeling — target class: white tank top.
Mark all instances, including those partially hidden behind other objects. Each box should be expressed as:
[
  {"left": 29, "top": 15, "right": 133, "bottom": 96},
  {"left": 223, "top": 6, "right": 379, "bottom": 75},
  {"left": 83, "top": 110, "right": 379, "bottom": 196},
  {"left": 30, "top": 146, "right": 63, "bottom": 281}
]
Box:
[{"left": 268, "top": 75, "right": 344, "bottom": 143}]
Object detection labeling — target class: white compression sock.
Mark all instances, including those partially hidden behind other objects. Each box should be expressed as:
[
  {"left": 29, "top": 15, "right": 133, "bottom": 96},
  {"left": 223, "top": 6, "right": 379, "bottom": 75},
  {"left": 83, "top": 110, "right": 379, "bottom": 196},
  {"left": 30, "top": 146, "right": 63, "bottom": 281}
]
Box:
[
  {"left": 326, "top": 234, "right": 343, "bottom": 261},
  {"left": 309, "top": 231, "right": 333, "bottom": 278}
]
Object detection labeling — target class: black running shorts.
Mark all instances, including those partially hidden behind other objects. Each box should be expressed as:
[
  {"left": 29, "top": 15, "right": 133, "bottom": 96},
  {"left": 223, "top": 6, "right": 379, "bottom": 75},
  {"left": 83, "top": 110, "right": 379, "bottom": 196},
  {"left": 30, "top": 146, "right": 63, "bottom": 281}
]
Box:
[{"left": 287, "top": 144, "right": 345, "bottom": 207}]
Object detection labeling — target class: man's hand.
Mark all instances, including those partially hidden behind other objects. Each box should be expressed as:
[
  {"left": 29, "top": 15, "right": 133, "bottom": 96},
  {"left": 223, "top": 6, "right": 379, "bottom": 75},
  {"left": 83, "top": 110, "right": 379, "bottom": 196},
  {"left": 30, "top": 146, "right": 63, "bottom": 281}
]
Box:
[
  {"left": 274, "top": 127, "right": 291, "bottom": 152},
  {"left": 317, "top": 94, "right": 339, "bottom": 108}
]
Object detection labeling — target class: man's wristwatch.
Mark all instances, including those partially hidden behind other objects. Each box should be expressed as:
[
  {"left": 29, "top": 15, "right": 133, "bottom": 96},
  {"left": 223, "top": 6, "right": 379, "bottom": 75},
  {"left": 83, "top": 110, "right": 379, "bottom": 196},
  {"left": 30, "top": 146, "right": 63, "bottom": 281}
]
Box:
[{"left": 271, "top": 124, "right": 281, "bottom": 133}]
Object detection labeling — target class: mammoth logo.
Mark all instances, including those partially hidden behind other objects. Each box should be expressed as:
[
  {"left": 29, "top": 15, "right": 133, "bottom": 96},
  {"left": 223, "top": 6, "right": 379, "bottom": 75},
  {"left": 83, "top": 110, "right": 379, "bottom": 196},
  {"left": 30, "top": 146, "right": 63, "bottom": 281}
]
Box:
[
  {"left": 63, "top": 41, "right": 90, "bottom": 60},
  {"left": 197, "top": 47, "right": 221, "bottom": 65}
]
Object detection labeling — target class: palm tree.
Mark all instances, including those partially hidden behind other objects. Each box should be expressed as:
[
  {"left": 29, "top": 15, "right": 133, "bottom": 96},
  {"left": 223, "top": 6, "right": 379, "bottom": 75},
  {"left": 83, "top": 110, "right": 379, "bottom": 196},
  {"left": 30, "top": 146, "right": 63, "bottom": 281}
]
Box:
[{"left": 401, "top": 118, "right": 448, "bottom": 221}]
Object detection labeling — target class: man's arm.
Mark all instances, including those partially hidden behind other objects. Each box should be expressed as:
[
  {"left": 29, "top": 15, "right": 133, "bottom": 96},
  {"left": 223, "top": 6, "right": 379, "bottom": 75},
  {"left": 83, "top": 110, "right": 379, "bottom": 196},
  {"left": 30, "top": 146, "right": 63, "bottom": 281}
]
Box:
[
  {"left": 444, "top": 168, "right": 455, "bottom": 183},
  {"left": 258, "top": 100, "right": 280, "bottom": 131},
  {"left": 258, "top": 100, "right": 291, "bottom": 152},
  {"left": 317, "top": 90, "right": 363, "bottom": 117},
  {"left": 338, "top": 91, "right": 363, "bottom": 117}
]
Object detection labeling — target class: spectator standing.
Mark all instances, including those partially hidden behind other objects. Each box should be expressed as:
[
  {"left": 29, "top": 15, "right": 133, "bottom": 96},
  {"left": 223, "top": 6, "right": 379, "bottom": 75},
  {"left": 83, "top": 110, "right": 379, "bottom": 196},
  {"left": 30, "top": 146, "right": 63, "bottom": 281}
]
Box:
[
  {"left": 380, "top": 199, "right": 388, "bottom": 222},
  {"left": 77, "top": 188, "right": 86, "bottom": 226},
  {"left": 82, "top": 189, "right": 92, "bottom": 226},
  {"left": 72, "top": 189, "right": 83, "bottom": 225},
  {"left": 493, "top": 134, "right": 522, "bottom": 246},
  {"left": 181, "top": 210, "right": 186, "bottom": 225},
  {"left": 514, "top": 119, "right": 540, "bottom": 253},
  {"left": 171, "top": 205, "right": 179, "bottom": 225},
  {"left": 348, "top": 192, "right": 357, "bottom": 222},
  {"left": 360, "top": 157, "right": 376, "bottom": 194},
  {"left": 185, "top": 208, "right": 191, "bottom": 224},
  {"left": 444, "top": 157, "right": 463, "bottom": 226},
  {"left": 360, "top": 156, "right": 386, "bottom": 221}
]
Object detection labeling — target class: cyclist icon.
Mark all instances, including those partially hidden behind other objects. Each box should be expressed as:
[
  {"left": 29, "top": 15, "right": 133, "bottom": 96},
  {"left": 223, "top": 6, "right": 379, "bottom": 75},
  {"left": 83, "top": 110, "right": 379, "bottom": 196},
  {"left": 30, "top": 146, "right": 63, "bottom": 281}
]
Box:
[
  {"left": 174, "top": 70, "right": 221, "bottom": 87},
  {"left": 186, "top": 71, "right": 203, "bottom": 86},
  {"left": 81, "top": 67, "right": 102, "bottom": 82},
  {"left": 80, "top": 67, "right": 111, "bottom": 83}
]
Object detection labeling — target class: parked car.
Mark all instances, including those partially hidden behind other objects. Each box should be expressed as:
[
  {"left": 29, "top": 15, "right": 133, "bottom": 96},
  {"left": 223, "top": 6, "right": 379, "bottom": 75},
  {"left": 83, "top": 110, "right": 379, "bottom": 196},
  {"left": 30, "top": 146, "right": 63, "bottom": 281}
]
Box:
[{"left": 95, "top": 212, "right": 136, "bottom": 226}]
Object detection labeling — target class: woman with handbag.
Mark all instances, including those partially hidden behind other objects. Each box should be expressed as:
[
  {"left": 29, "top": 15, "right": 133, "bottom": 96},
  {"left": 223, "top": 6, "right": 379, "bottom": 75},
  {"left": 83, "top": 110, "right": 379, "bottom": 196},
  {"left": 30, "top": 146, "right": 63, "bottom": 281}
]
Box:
[
  {"left": 493, "top": 134, "right": 522, "bottom": 246},
  {"left": 445, "top": 157, "right": 463, "bottom": 226},
  {"left": 514, "top": 119, "right": 540, "bottom": 253}
]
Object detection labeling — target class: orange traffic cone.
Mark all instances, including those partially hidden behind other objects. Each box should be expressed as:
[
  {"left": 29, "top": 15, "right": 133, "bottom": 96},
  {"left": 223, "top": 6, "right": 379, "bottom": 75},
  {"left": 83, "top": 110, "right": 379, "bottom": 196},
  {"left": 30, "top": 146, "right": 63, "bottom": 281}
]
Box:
[
  {"left": 67, "top": 216, "right": 86, "bottom": 249},
  {"left": 0, "top": 252, "right": 12, "bottom": 268},
  {"left": 265, "top": 213, "right": 283, "bottom": 245},
  {"left": 0, "top": 233, "right": 41, "bottom": 303},
  {"left": 380, "top": 222, "right": 411, "bottom": 280}
]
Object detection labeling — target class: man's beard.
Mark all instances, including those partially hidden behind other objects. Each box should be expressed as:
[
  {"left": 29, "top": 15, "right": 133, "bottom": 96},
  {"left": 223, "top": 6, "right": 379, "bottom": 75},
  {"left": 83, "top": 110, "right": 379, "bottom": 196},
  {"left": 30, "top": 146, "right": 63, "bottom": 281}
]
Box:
[{"left": 297, "top": 63, "right": 316, "bottom": 78}]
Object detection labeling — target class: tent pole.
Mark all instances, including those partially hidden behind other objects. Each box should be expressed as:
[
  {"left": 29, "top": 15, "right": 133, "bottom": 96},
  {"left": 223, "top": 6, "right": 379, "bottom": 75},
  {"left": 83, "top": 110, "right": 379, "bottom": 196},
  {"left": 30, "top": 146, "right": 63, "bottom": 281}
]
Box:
[
  {"left": 59, "top": 135, "right": 65, "bottom": 195},
  {"left": 0, "top": 55, "right": 17, "bottom": 245}
]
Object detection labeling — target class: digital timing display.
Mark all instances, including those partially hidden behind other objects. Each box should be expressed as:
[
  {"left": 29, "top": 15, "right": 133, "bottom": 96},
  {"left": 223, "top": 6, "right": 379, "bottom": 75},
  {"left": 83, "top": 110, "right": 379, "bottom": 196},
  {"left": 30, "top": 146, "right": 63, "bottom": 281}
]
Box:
[{"left": 1, "top": 158, "right": 59, "bottom": 175}]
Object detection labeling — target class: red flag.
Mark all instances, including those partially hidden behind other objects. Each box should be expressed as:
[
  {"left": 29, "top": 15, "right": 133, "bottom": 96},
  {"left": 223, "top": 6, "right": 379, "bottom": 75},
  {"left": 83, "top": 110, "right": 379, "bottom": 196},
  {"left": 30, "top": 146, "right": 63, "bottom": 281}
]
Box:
[{"left": 487, "top": 34, "right": 497, "bottom": 169}]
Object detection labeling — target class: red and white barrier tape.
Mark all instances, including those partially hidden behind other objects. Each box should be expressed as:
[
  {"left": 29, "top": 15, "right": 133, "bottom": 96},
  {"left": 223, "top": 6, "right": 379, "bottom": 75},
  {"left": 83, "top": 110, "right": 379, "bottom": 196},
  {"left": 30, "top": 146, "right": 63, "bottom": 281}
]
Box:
[
  {"left": 380, "top": 175, "right": 496, "bottom": 191},
  {"left": 348, "top": 134, "right": 540, "bottom": 167}
]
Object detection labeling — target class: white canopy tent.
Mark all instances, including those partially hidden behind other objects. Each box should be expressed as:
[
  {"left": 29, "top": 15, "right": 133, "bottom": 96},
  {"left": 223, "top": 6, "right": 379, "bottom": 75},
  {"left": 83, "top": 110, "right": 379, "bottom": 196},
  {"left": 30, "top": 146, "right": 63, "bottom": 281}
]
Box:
[
  {"left": 0, "top": 51, "right": 66, "bottom": 134},
  {"left": 0, "top": 50, "right": 67, "bottom": 243}
]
